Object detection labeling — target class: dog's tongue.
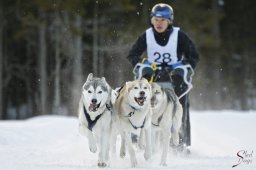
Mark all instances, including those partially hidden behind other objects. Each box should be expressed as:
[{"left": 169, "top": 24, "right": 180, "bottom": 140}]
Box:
[
  {"left": 136, "top": 97, "right": 145, "bottom": 106},
  {"left": 89, "top": 103, "right": 101, "bottom": 112},
  {"left": 89, "top": 104, "right": 97, "bottom": 112}
]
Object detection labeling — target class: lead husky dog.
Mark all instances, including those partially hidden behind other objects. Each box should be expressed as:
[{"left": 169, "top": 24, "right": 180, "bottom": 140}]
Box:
[
  {"left": 151, "top": 83, "right": 183, "bottom": 166},
  {"left": 113, "top": 78, "right": 152, "bottom": 167},
  {"left": 78, "top": 73, "right": 116, "bottom": 167}
]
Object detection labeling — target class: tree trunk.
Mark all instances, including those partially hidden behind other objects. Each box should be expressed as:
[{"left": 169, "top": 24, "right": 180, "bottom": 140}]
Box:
[
  {"left": 93, "top": 2, "right": 99, "bottom": 75},
  {"left": 71, "top": 15, "right": 83, "bottom": 115},
  {"left": 38, "top": 12, "right": 47, "bottom": 115},
  {"left": 53, "top": 13, "right": 61, "bottom": 114}
]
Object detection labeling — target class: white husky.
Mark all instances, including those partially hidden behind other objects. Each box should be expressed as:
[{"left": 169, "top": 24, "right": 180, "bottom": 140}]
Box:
[
  {"left": 151, "top": 83, "right": 183, "bottom": 166},
  {"left": 113, "top": 79, "right": 152, "bottom": 167},
  {"left": 78, "top": 73, "right": 116, "bottom": 167}
]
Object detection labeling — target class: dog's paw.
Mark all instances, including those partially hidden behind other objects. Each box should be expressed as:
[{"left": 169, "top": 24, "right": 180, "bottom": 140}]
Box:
[
  {"left": 120, "top": 149, "right": 126, "bottom": 158},
  {"left": 98, "top": 162, "right": 107, "bottom": 167},
  {"left": 160, "top": 161, "right": 167, "bottom": 166},
  {"left": 131, "top": 159, "right": 138, "bottom": 167},
  {"left": 144, "top": 150, "right": 152, "bottom": 160},
  {"left": 89, "top": 143, "right": 97, "bottom": 153}
]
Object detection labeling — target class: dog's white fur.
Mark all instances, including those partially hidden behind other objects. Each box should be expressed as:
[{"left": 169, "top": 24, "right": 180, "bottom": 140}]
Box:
[
  {"left": 113, "top": 79, "right": 152, "bottom": 167},
  {"left": 78, "top": 73, "right": 116, "bottom": 167},
  {"left": 151, "top": 83, "right": 183, "bottom": 166}
]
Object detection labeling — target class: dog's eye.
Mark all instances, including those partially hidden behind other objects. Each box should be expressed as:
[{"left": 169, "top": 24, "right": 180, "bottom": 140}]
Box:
[
  {"left": 134, "top": 87, "right": 138, "bottom": 89},
  {"left": 98, "top": 91, "right": 102, "bottom": 94},
  {"left": 88, "top": 90, "right": 92, "bottom": 93},
  {"left": 143, "top": 87, "right": 148, "bottom": 89}
]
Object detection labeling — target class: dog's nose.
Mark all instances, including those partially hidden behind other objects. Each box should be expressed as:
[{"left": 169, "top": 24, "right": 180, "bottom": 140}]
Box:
[
  {"left": 91, "top": 99, "right": 97, "bottom": 104},
  {"left": 140, "top": 91, "right": 145, "bottom": 96}
]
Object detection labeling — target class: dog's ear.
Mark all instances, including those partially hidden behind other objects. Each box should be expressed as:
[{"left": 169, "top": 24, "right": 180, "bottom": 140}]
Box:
[
  {"left": 110, "top": 89, "right": 118, "bottom": 104},
  {"left": 141, "top": 78, "right": 149, "bottom": 83},
  {"left": 86, "top": 73, "right": 93, "bottom": 82},
  {"left": 101, "top": 77, "right": 106, "bottom": 82},
  {"left": 125, "top": 81, "right": 131, "bottom": 93}
]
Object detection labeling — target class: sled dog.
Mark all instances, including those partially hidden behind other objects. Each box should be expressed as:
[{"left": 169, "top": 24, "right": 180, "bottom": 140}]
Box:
[
  {"left": 151, "top": 82, "right": 183, "bottom": 166},
  {"left": 113, "top": 78, "right": 152, "bottom": 167},
  {"left": 78, "top": 73, "right": 116, "bottom": 167}
]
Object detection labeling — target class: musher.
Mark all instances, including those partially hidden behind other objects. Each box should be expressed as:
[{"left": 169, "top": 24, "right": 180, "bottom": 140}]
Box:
[{"left": 127, "top": 3, "right": 199, "bottom": 152}]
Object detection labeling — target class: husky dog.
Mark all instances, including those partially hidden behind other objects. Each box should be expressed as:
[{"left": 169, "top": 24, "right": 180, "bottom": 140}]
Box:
[
  {"left": 78, "top": 73, "right": 116, "bottom": 167},
  {"left": 151, "top": 83, "right": 183, "bottom": 166},
  {"left": 113, "top": 79, "right": 152, "bottom": 167}
]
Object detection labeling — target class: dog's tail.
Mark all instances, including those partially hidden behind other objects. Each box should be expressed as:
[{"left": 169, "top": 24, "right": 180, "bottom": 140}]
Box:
[{"left": 164, "top": 88, "right": 183, "bottom": 145}]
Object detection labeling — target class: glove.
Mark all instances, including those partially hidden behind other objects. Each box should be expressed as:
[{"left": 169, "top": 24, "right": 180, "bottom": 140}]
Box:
[
  {"left": 181, "top": 60, "right": 190, "bottom": 65},
  {"left": 171, "top": 62, "right": 183, "bottom": 70},
  {"left": 133, "top": 63, "right": 154, "bottom": 81}
]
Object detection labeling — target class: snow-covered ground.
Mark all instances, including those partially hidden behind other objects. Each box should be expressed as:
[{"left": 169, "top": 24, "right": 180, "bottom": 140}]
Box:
[{"left": 0, "top": 110, "right": 255, "bottom": 170}]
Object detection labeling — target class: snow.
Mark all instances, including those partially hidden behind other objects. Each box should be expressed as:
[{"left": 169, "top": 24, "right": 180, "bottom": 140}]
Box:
[{"left": 0, "top": 111, "right": 256, "bottom": 170}]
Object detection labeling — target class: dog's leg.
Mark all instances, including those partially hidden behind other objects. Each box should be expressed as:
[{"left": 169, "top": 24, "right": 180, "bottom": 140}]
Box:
[
  {"left": 151, "top": 127, "right": 158, "bottom": 154},
  {"left": 144, "top": 127, "right": 152, "bottom": 160},
  {"left": 110, "top": 130, "right": 117, "bottom": 158},
  {"left": 98, "top": 128, "right": 110, "bottom": 167},
  {"left": 125, "top": 132, "right": 138, "bottom": 167},
  {"left": 98, "top": 115, "right": 112, "bottom": 167},
  {"left": 79, "top": 124, "right": 97, "bottom": 153},
  {"left": 120, "top": 132, "right": 126, "bottom": 158},
  {"left": 160, "top": 129, "right": 170, "bottom": 166},
  {"left": 104, "top": 126, "right": 111, "bottom": 163},
  {"left": 172, "top": 103, "right": 183, "bottom": 146},
  {"left": 138, "top": 129, "right": 145, "bottom": 149}
]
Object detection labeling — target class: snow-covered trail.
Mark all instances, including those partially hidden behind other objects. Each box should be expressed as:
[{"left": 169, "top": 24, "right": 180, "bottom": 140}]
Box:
[{"left": 0, "top": 111, "right": 255, "bottom": 170}]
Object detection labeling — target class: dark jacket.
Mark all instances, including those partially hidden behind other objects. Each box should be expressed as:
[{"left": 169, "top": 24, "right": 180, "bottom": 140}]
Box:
[{"left": 127, "top": 26, "right": 199, "bottom": 69}]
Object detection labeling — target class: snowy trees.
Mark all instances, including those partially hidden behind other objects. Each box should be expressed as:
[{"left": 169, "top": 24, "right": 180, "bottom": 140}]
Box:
[{"left": 0, "top": 0, "right": 256, "bottom": 119}]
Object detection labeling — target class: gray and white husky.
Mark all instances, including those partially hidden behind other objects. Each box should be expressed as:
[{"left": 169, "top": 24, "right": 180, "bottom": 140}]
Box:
[
  {"left": 151, "top": 83, "right": 183, "bottom": 166},
  {"left": 78, "top": 73, "right": 116, "bottom": 167}
]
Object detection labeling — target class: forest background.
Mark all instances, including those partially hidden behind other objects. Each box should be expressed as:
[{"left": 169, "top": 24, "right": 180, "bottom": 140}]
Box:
[{"left": 0, "top": 0, "right": 255, "bottom": 119}]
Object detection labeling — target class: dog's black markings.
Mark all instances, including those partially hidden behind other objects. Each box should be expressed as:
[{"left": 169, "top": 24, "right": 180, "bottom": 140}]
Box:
[
  {"left": 83, "top": 104, "right": 112, "bottom": 131},
  {"left": 83, "top": 105, "right": 103, "bottom": 131},
  {"left": 152, "top": 114, "right": 163, "bottom": 127}
]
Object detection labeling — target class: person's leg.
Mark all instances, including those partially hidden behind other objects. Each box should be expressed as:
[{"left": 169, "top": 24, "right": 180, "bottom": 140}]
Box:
[
  {"left": 171, "top": 75, "right": 191, "bottom": 148},
  {"left": 179, "top": 94, "right": 190, "bottom": 146}
]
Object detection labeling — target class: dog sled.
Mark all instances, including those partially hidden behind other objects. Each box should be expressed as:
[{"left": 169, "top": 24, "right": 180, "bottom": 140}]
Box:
[{"left": 133, "top": 58, "right": 194, "bottom": 154}]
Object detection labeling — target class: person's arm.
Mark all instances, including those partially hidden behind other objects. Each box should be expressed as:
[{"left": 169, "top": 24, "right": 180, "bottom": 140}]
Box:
[
  {"left": 127, "top": 32, "right": 147, "bottom": 67},
  {"left": 177, "top": 30, "right": 199, "bottom": 69}
]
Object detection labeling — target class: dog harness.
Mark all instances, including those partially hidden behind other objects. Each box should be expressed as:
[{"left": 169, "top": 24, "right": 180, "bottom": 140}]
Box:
[
  {"left": 83, "top": 104, "right": 112, "bottom": 131},
  {"left": 125, "top": 105, "right": 146, "bottom": 130}
]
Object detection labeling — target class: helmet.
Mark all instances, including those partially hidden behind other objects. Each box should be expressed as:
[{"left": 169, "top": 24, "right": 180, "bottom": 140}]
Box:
[{"left": 151, "top": 3, "right": 174, "bottom": 22}]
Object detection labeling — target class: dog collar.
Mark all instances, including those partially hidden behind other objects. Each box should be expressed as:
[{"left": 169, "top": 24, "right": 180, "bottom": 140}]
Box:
[{"left": 105, "top": 103, "right": 112, "bottom": 112}]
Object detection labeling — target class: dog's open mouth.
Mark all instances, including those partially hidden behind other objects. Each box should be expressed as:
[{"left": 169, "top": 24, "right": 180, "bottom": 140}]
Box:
[
  {"left": 89, "top": 102, "right": 101, "bottom": 112},
  {"left": 135, "top": 97, "right": 146, "bottom": 106}
]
